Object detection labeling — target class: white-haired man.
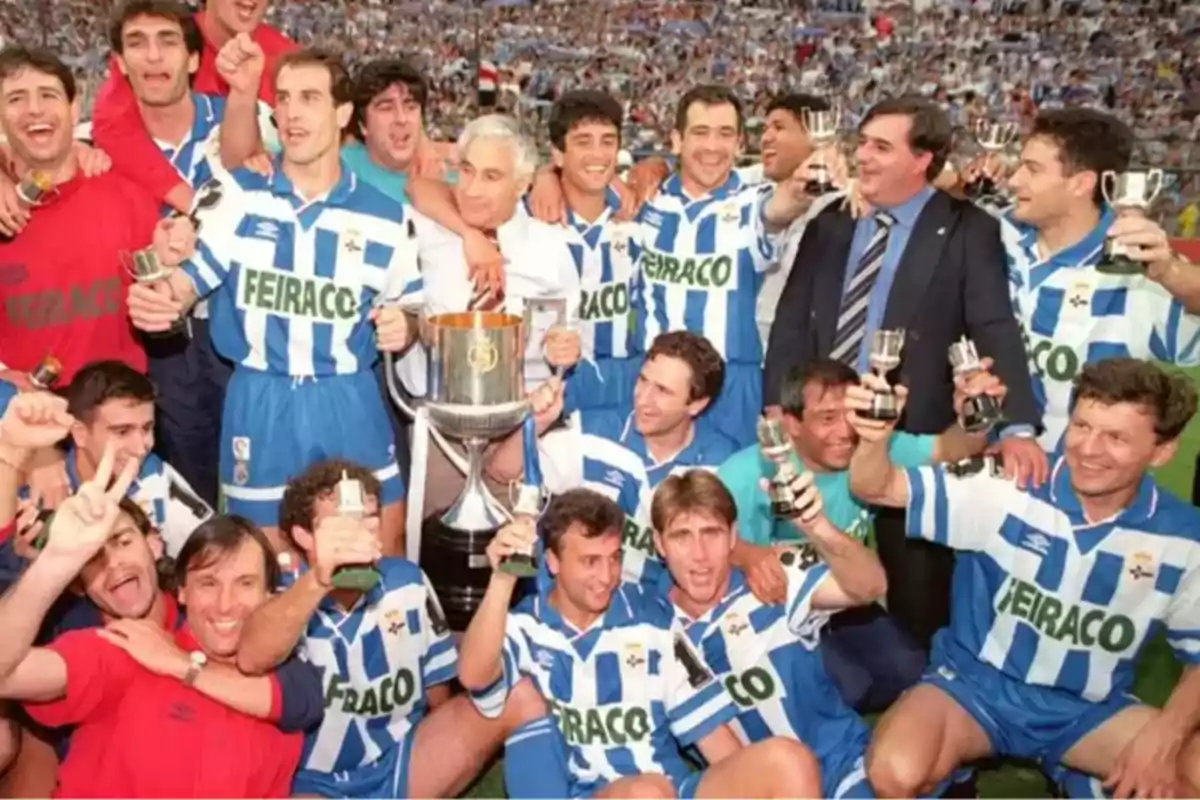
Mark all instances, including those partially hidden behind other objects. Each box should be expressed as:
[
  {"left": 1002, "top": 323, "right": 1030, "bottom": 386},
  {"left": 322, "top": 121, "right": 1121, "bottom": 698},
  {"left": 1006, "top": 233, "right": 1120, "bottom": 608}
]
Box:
[{"left": 397, "top": 114, "right": 582, "bottom": 530}]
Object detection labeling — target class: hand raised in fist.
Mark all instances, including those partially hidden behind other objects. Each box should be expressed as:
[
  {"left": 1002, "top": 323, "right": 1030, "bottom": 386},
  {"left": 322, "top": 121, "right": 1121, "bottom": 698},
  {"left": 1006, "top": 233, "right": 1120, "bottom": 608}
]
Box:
[
  {"left": 0, "top": 392, "right": 74, "bottom": 452},
  {"left": 216, "top": 33, "right": 265, "bottom": 96}
]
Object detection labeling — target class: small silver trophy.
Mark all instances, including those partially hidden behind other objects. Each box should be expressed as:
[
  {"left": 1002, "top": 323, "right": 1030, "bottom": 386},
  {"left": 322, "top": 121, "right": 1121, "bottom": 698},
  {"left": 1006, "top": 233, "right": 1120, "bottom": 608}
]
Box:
[
  {"left": 1096, "top": 169, "right": 1164, "bottom": 275},
  {"left": 963, "top": 119, "right": 1019, "bottom": 201},
  {"left": 948, "top": 336, "right": 1002, "bottom": 434},
  {"left": 801, "top": 105, "right": 842, "bottom": 196},
  {"left": 862, "top": 329, "right": 905, "bottom": 421},
  {"left": 123, "top": 248, "right": 185, "bottom": 336},
  {"left": 756, "top": 417, "right": 814, "bottom": 520},
  {"left": 500, "top": 414, "right": 548, "bottom": 577},
  {"left": 330, "top": 471, "right": 381, "bottom": 592},
  {"left": 15, "top": 172, "right": 52, "bottom": 207}
]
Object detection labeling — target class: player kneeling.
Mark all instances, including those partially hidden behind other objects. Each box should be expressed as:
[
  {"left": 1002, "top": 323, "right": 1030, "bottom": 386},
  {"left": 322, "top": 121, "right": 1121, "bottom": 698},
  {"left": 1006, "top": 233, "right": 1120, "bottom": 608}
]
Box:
[
  {"left": 848, "top": 358, "right": 1200, "bottom": 799},
  {"left": 235, "top": 459, "right": 545, "bottom": 798},
  {"left": 651, "top": 469, "right": 883, "bottom": 798},
  {"left": 459, "top": 488, "right": 821, "bottom": 798}
]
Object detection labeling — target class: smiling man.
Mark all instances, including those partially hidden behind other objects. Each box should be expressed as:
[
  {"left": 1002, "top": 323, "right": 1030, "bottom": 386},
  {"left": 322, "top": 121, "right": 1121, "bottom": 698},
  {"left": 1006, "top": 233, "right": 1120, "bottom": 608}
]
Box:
[
  {"left": 848, "top": 358, "right": 1200, "bottom": 799},
  {"left": 0, "top": 46, "right": 159, "bottom": 387}
]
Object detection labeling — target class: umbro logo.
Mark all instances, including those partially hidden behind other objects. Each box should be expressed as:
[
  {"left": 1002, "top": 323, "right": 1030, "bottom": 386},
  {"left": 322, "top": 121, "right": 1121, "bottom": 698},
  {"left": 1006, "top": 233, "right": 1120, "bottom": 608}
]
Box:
[
  {"left": 1021, "top": 532, "right": 1052, "bottom": 556},
  {"left": 254, "top": 220, "right": 279, "bottom": 240},
  {"left": 604, "top": 469, "right": 625, "bottom": 488}
]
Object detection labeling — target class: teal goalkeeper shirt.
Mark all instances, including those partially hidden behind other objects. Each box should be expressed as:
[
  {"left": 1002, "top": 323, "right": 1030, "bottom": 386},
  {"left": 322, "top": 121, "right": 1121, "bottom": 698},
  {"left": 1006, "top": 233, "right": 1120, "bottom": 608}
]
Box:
[
  {"left": 718, "top": 433, "right": 936, "bottom": 545},
  {"left": 341, "top": 141, "right": 409, "bottom": 201}
]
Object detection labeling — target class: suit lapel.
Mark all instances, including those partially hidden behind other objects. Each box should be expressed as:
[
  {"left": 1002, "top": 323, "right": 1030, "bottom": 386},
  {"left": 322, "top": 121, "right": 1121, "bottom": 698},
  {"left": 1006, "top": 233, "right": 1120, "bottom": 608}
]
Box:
[
  {"left": 882, "top": 191, "right": 956, "bottom": 331},
  {"left": 806, "top": 210, "right": 857, "bottom": 355}
]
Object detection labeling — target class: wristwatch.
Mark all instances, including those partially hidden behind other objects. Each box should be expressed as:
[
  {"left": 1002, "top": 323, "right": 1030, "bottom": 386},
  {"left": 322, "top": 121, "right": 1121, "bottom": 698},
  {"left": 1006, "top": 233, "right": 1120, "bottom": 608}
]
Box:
[{"left": 183, "top": 651, "right": 208, "bottom": 687}]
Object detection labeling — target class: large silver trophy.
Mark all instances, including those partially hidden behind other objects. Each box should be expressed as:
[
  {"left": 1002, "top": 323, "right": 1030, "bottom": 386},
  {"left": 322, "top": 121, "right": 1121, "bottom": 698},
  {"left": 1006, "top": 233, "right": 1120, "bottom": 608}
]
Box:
[
  {"left": 1096, "top": 169, "right": 1164, "bottom": 275},
  {"left": 963, "top": 119, "right": 1020, "bottom": 201},
  {"left": 801, "top": 105, "right": 842, "bottom": 196},
  {"left": 861, "top": 329, "right": 905, "bottom": 421},
  {"left": 425, "top": 310, "right": 531, "bottom": 531}
]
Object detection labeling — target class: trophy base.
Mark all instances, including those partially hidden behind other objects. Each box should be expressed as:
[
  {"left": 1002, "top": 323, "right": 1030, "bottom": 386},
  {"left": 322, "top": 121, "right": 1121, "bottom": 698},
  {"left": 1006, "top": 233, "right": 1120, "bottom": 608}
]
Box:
[
  {"left": 861, "top": 393, "right": 901, "bottom": 421},
  {"left": 805, "top": 178, "right": 836, "bottom": 196},
  {"left": 498, "top": 552, "right": 538, "bottom": 578},
  {"left": 332, "top": 565, "right": 381, "bottom": 592},
  {"left": 962, "top": 395, "right": 1003, "bottom": 435},
  {"left": 1094, "top": 253, "right": 1144, "bottom": 275},
  {"left": 770, "top": 497, "right": 815, "bottom": 520}
]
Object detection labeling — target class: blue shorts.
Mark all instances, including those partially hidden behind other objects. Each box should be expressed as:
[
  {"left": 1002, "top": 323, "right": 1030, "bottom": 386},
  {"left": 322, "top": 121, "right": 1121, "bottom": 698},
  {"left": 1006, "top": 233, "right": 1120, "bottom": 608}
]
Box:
[
  {"left": 220, "top": 368, "right": 404, "bottom": 525},
  {"left": 825, "top": 753, "right": 873, "bottom": 799},
  {"left": 705, "top": 360, "right": 762, "bottom": 448},
  {"left": 292, "top": 733, "right": 414, "bottom": 798},
  {"left": 564, "top": 356, "right": 639, "bottom": 414},
  {"left": 921, "top": 635, "right": 1138, "bottom": 770}
]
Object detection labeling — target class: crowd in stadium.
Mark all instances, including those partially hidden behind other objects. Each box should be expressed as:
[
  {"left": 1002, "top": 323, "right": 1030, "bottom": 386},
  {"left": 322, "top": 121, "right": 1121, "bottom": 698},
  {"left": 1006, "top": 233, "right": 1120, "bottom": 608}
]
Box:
[{"left": 0, "top": 0, "right": 1199, "bottom": 797}]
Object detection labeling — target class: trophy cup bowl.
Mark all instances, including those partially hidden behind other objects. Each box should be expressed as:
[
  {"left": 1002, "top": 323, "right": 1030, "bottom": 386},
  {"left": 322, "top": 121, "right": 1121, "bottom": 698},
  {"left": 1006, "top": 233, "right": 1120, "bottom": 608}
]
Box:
[
  {"left": 425, "top": 310, "right": 530, "bottom": 532},
  {"left": 801, "top": 105, "right": 841, "bottom": 196},
  {"left": 123, "top": 249, "right": 186, "bottom": 336},
  {"left": 756, "top": 417, "right": 815, "bottom": 520},
  {"left": 947, "top": 337, "right": 1002, "bottom": 434},
  {"left": 1096, "top": 169, "right": 1164, "bottom": 275},
  {"left": 965, "top": 119, "right": 1020, "bottom": 200},
  {"left": 863, "top": 329, "right": 905, "bottom": 421}
]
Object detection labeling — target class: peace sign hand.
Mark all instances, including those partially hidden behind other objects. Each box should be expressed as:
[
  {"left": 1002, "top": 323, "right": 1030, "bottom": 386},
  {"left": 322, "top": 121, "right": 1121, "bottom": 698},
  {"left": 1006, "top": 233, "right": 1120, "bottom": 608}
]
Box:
[{"left": 40, "top": 443, "right": 138, "bottom": 568}]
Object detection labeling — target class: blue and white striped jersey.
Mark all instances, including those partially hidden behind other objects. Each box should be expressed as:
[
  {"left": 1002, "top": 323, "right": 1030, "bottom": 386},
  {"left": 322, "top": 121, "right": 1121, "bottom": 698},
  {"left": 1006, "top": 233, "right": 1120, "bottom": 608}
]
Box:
[
  {"left": 636, "top": 172, "right": 776, "bottom": 364},
  {"left": 61, "top": 449, "right": 211, "bottom": 558},
  {"left": 470, "top": 575, "right": 737, "bottom": 794},
  {"left": 538, "top": 410, "right": 738, "bottom": 582},
  {"left": 181, "top": 160, "right": 424, "bottom": 377},
  {"left": 292, "top": 558, "right": 457, "bottom": 775},
  {"left": 656, "top": 557, "right": 871, "bottom": 775},
  {"left": 1001, "top": 211, "right": 1200, "bottom": 450},
  {"left": 905, "top": 456, "right": 1200, "bottom": 702},
  {"left": 155, "top": 93, "right": 224, "bottom": 191},
  {"left": 564, "top": 189, "right": 642, "bottom": 362}
]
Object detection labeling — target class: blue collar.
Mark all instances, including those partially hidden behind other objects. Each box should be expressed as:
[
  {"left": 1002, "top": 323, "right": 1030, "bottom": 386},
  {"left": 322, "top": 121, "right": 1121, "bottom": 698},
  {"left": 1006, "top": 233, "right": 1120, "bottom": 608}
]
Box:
[
  {"left": 267, "top": 156, "right": 358, "bottom": 206},
  {"left": 64, "top": 446, "right": 145, "bottom": 494},
  {"left": 874, "top": 184, "right": 935, "bottom": 229},
  {"left": 1008, "top": 207, "right": 1114, "bottom": 289},
  {"left": 533, "top": 561, "right": 636, "bottom": 639},
  {"left": 1048, "top": 455, "right": 1159, "bottom": 530},
  {"left": 653, "top": 564, "right": 748, "bottom": 624},
  {"left": 660, "top": 169, "right": 744, "bottom": 203},
  {"left": 190, "top": 92, "right": 220, "bottom": 137},
  {"left": 565, "top": 187, "right": 622, "bottom": 248}
]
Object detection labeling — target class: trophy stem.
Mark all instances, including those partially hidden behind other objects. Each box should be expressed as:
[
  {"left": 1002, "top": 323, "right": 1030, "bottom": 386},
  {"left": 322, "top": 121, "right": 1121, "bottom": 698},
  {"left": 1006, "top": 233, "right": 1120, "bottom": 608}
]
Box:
[{"left": 441, "top": 438, "right": 511, "bottom": 533}]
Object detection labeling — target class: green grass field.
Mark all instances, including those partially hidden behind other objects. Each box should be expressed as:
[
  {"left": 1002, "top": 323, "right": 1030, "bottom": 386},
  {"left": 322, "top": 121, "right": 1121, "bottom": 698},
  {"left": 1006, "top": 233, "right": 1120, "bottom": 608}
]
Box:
[{"left": 464, "top": 366, "right": 1200, "bottom": 799}]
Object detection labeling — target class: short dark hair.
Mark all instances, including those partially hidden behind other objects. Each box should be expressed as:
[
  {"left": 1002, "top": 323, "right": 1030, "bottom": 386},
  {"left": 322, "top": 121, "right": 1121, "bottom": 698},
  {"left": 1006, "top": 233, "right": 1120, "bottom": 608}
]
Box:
[
  {"left": 1029, "top": 108, "right": 1134, "bottom": 206},
  {"left": 278, "top": 459, "right": 382, "bottom": 540},
  {"left": 1071, "top": 358, "right": 1197, "bottom": 443},
  {"left": 108, "top": 0, "right": 202, "bottom": 56},
  {"left": 541, "top": 489, "right": 624, "bottom": 557},
  {"left": 651, "top": 469, "right": 736, "bottom": 534},
  {"left": 765, "top": 93, "right": 831, "bottom": 124},
  {"left": 117, "top": 496, "right": 155, "bottom": 536},
  {"left": 0, "top": 46, "right": 76, "bottom": 102},
  {"left": 548, "top": 90, "right": 623, "bottom": 152},
  {"left": 780, "top": 359, "right": 859, "bottom": 419},
  {"left": 65, "top": 361, "right": 156, "bottom": 424},
  {"left": 675, "top": 85, "right": 743, "bottom": 135},
  {"left": 274, "top": 48, "right": 353, "bottom": 106},
  {"left": 860, "top": 95, "right": 952, "bottom": 181},
  {"left": 175, "top": 515, "right": 280, "bottom": 590},
  {"left": 645, "top": 331, "right": 725, "bottom": 404},
  {"left": 351, "top": 59, "right": 428, "bottom": 139}
]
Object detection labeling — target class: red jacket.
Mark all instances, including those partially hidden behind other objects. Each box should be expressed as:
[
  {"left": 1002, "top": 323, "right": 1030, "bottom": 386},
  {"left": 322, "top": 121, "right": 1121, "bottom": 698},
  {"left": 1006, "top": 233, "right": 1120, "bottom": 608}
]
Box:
[{"left": 91, "top": 12, "right": 296, "bottom": 205}]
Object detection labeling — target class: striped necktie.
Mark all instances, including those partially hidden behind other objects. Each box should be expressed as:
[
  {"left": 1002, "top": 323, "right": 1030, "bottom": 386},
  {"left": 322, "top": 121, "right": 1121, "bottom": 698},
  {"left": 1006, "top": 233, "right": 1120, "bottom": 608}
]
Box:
[{"left": 830, "top": 211, "right": 896, "bottom": 365}]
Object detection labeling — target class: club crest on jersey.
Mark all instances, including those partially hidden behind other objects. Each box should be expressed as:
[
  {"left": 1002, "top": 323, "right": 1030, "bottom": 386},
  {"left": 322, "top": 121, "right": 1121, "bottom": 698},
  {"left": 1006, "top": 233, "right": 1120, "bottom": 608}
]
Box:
[
  {"left": 723, "top": 612, "right": 749, "bottom": 638},
  {"left": 385, "top": 609, "right": 406, "bottom": 635},
  {"left": 1066, "top": 280, "right": 1093, "bottom": 311},
  {"left": 343, "top": 230, "right": 364, "bottom": 254},
  {"left": 623, "top": 642, "right": 646, "bottom": 669},
  {"left": 231, "top": 436, "right": 251, "bottom": 462},
  {"left": 232, "top": 460, "right": 250, "bottom": 486},
  {"left": 719, "top": 203, "right": 739, "bottom": 223},
  {"left": 1127, "top": 551, "right": 1156, "bottom": 581}
]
